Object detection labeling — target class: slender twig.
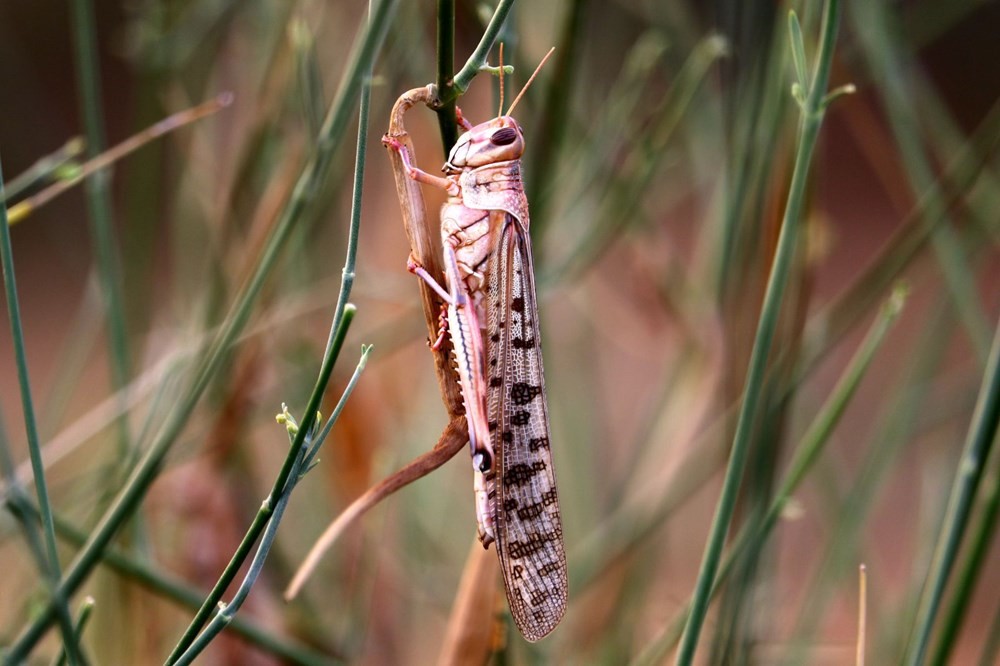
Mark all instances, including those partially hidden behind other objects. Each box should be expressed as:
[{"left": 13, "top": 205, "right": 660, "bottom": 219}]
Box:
[
  {"left": 164, "top": 309, "right": 359, "bottom": 663},
  {"left": 930, "top": 440, "right": 1000, "bottom": 665},
  {"left": 53, "top": 597, "right": 95, "bottom": 666},
  {"left": 2, "top": 494, "right": 338, "bottom": 664},
  {"left": 0, "top": 153, "right": 82, "bottom": 663},
  {"left": 172, "top": 443, "right": 312, "bottom": 666},
  {"left": 632, "top": 284, "right": 904, "bottom": 666},
  {"left": 1, "top": 138, "right": 85, "bottom": 203},
  {"left": 167, "top": 11, "right": 381, "bottom": 652},
  {"left": 7, "top": 95, "right": 232, "bottom": 226},
  {"left": 4, "top": 1, "right": 397, "bottom": 659},
  {"left": 438, "top": 0, "right": 516, "bottom": 104},
  {"left": 675, "top": 3, "right": 844, "bottom": 663},
  {"left": 172, "top": 347, "right": 370, "bottom": 665},
  {"left": 904, "top": 311, "right": 1000, "bottom": 665},
  {"left": 851, "top": 1, "right": 992, "bottom": 362},
  {"left": 69, "top": 0, "right": 131, "bottom": 434},
  {"left": 435, "top": 0, "right": 458, "bottom": 154},
  {"left": 286, "top": 418, "right": 467, "bottom": 598}
]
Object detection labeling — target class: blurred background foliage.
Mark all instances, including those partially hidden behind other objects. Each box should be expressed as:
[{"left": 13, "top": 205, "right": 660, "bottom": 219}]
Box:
[{"left": 0, "top": 0, "right": 998, "bottom": 663}]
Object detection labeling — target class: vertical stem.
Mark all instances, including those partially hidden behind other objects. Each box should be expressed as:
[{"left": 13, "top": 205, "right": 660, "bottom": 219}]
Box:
[
  {"left": 527, "top": 0, "right": 591, "bottom": 237},
  {"left": 435, "top": 0, "right": 458, "bottom": 155},
  {"left": 447, "top": 0, "right": 516, "bottom": 98},
  {"left": 69, "top": 0, "right": 132, "bottom": 452},
  {"left": 929, "top": 447, "right": 1000, "bottom": 665},
  {"left": 165, "top": 0, "right": 378, "bottom": 659},
  {"left": 3, "top": 1, "right": 397, "bottom": 659},
  {"left": 0, "top": 159, "right": 81, "bottom": 663},
  {"left": 904, "top": 312, "right": 1000, "bottom": 665},
  {"left": 674, "top": 2, "right": 842, "bottom": 663}
]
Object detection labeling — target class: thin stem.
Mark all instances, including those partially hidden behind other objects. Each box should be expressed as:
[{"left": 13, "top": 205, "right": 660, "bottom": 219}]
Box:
[
  {"left": 166, "top": 1, "right": 378, "bottom": 656},
  {"left": 1, "top": 137, "right": 85, "bottom": 203},
  {"left": 435, "top": 0, "right": 458, "bottom": 154},
  {"left": 441, "top": 0, "right": 516, "bottom": 102},
  {"left": 7, "top": 95, "right": 231, "bottom": 226},
  {"left": 303, "top": 346, "right": 373, "bottom": 469},
  {"left": 930, "top": 441, "right": 1000, "bottom": 665},
  {"left": 526, "top": 0, "right": 591, "bottom": 233},
  {"left": 851, "top": 1, "right": 992, "bottom": 362},
  {"left": 165, "top": 307, "right": 357, "bottom": 663},
  {"left": 3, "top": 1, "right": 397, "bottom": 658},
  {"left": 674, "top": 2, "right": 843, "bottom": 663},
  {"left": 857, "top": 565, "right": 867, "bottom": 666},
  {"left": 172, "top": 478, "right": 301, "bottom": 665},
  {"left": 3, "top": 496, "right": 337, "bottom": 664},
  {"left": 69, "top": 0, "right": 132, "bottom": 456},
  {"left": 53, "top": 597, "right": 95, "bottom": 666},
  {"left": 633, "top": 283, "right": 903, "bottom": 666},
  {"left": 172, "top": 341, "right": 368, "bottom": 664},
  {"left": 904, "top": 311, "right": 1000, "bottom": 665},
  {"left": 0, "top": 154, "right": 82, "bottom": 663}
]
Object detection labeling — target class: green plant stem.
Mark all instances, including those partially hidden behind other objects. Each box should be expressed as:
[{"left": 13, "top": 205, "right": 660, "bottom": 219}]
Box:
[
  {"left": 69, "top": 0, "right": 132, "bottom": 446},
  {"left": 170, "top": 355, "right": 376, "bottom": 666},
  {"left": 439, "top": 0, "right": 515, "bottom": 104},
  {"left": 572, "top": 93, "right": 995, "bottom": 633},
  {"left": 435, "top": 0, "right": 458, "bottom": 154},
  {"left": 0, "top": 155, "right": 83, "bottom": 664},
  {"left": 164, "top": 309, "right": 357, "bottom": 663},
  {"left": 1, "top": 138, "right": 85, "bottom": 203},
  {"left": 633, "top": 284, "right": 904, "bottom": 666},
  {"left": 0, "top": 413, "right": 56, "bottom": 603},
  {"left": 167, "top": 2, "right": 377, "bottom": 655},
  {"left": 904, "top": 312, "right": 1000, "bottom": 665},
  {"left": 172, "top": 451, "right": 308, "bottom": 666},
  {"left": 527, "top": 0, "right": 591, "bottom": 236},
  {"left": 3, "top": 1, "right": 396, "bottom": 659},
  {"left": 303, "top": 346, "right": 373, "bottom": 470},
  {"left": 170, "top": 337, "right": 371, "bottom": 664},
  {"left": 674, "top": 3, "right": 842, "bottom": 663},
  {"left": 53, "top": 597, "right": 94, "bottom": 666},
  {"left": 2, "top": 498, "right": 339, "bottom": 664},
  {"left": 930, "top": 440, "right": 1000, "bottom": 664},
  {"left": 852, "top": 0, "right": 992, "bottom": 363},
  {"left": 166, "top": 4, "right": 379, "bottom": 657}
]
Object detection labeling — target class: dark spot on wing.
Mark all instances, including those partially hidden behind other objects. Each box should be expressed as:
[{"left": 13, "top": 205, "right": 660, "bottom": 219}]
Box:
[{"left": 510, "top": 382, "right": 542, "bottom": 405}]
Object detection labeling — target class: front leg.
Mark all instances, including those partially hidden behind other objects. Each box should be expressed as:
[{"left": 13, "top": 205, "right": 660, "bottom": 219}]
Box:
[
  {"left": 454, "top": 105, "right": 474, "bottom": 131},
  {"left": 383, "top": 136, "right": 458, "bottom": 194}
]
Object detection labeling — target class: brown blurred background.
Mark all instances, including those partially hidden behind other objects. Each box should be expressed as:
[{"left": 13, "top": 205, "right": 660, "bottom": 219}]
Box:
[{"left": 1, "top": 1, "right": 998, "bottom": 663}]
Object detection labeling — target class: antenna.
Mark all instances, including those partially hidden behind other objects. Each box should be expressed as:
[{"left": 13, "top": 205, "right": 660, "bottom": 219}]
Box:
[
  {"left": 497, "top": 43, "right": 505, "bottom": 119},
  {"left": 505, "top": 47, "right": 555, "bottom": 117}
]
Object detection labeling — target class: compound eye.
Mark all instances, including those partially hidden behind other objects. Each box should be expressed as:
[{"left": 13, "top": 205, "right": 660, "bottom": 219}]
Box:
[{"left": 489, "top": 127, "right": 518, "bottom": 146}]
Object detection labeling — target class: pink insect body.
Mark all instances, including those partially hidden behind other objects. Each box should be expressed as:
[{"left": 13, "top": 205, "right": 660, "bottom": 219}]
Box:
[{"left": 387, "top": 109, "right": 568, "bottom": 641}]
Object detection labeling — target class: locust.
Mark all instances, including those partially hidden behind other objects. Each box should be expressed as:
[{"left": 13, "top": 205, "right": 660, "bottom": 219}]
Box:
[{"left": 382, "top": 48, "right": 567, "bottom": 642}]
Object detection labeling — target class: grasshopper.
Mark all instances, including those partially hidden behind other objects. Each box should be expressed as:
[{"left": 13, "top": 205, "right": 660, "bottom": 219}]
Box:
[{"left": 383, "top": 48, "right": 567, "bottom": 642}]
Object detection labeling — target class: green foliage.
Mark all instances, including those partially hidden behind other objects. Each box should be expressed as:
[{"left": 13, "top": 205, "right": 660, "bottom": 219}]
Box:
[{"left": 0, "top": 0, "right": 996, "bottom": 663}]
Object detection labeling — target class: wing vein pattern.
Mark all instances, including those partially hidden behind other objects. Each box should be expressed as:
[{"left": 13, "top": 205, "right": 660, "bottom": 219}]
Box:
[{"left": 486, "top": 213, "right": 568, "bottom": 642}]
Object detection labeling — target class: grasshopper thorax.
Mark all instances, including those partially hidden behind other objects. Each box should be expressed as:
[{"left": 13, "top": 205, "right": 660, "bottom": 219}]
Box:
[{"left": 444, "top": 116, "right": 524, "bottom": 173}]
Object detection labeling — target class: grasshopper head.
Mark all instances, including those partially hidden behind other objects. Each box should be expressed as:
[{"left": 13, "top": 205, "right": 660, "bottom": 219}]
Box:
[{"left": 444, "top": 116, "right": 524, "bottom": 173}]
